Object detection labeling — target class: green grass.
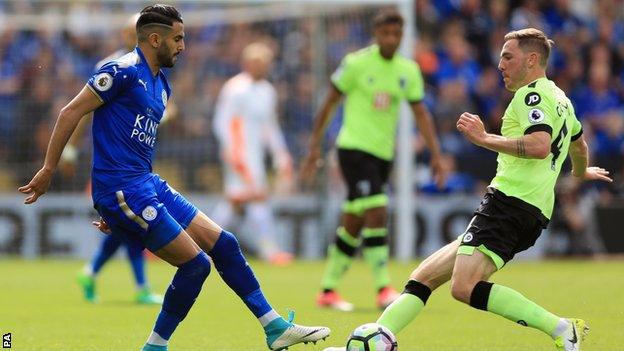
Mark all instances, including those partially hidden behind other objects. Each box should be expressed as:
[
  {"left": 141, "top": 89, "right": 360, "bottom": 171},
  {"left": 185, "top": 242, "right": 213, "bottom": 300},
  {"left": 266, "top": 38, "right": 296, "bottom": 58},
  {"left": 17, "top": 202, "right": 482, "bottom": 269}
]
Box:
[{"left": 1, "top": 258, "right": 623, "bottom": 350}]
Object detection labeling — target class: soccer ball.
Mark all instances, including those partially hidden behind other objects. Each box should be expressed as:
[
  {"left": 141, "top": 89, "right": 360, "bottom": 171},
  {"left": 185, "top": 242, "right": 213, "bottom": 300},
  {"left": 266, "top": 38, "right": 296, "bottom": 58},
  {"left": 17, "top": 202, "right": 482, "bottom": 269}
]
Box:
[{"left": 346, "top": 323, "right": 398, "bottom": 351}]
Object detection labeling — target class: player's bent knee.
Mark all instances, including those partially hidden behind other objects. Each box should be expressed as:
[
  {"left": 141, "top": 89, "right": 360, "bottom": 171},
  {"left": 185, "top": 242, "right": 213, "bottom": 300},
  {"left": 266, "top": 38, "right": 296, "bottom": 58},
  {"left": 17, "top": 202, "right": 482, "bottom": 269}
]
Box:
[
  {"left": 450, "top": 277, "right": 473, "bottom": 303},
  {"left": 180, "top": 251, "right": 212, "bottom": 280}
]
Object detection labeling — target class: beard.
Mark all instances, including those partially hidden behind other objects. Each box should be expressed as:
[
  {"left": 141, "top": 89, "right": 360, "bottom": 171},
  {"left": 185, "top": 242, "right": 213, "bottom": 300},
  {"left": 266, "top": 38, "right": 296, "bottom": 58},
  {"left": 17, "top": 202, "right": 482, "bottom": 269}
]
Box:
[{"left": 157, "top": 46, "right": 176, "bottom": 68}]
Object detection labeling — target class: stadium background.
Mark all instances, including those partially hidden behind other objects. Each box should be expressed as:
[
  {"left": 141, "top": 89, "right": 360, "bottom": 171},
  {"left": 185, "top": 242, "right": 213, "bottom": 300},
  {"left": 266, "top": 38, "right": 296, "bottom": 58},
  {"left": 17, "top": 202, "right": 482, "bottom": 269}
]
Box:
[
  {"left": 1, "top": 0, "right": 623, "bottom": 259},
  {"left": 1, "top": 1, "right": 624, "bottom": 351}
]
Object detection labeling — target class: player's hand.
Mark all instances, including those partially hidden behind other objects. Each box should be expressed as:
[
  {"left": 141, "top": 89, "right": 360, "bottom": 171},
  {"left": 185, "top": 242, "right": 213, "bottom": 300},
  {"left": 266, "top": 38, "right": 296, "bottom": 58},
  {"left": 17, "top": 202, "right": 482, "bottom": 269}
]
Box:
[
  {"left": 300, "top": 146, "right": 322, "bottom": 185},
  {"left": 430, "top": 154, "right": 448, "bottom": 189},
  {"left": 457, "top": 112, "right": 487, "bottom": 146},
  {"left": 577, "top": 167, "right": 612, "bottom": 183},
  {"left": 92, "top": 217, "right": 112, "bottom": 235},
  {"left": 18, "top": 167, "right": 54, "bottom": 204}
]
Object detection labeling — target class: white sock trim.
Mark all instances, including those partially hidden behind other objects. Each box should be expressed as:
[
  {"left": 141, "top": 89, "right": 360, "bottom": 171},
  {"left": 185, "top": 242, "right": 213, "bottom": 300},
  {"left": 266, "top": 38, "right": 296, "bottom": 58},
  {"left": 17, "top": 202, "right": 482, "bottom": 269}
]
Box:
[
  {"left": 147, "top": 331, "right": 168, "bottom": 346},
  {"left": 259, "top": 310, "right": 281, "bottom": 327}
]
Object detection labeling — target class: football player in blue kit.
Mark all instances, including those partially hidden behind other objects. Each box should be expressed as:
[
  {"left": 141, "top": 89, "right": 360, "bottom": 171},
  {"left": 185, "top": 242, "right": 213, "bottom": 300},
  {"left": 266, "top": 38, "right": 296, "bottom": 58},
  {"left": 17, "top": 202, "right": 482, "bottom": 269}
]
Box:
[{"left": 19, "top": 4, "right": 330, "bottom": 351}]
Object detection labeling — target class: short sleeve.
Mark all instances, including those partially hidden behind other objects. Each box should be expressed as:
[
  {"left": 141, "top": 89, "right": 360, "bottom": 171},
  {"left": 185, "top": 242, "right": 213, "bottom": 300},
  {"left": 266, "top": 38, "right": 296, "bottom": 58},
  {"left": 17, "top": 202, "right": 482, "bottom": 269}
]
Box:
[
  {"left": 331, "top": 54, "right": 357, "bottom": 94},
  {"left": 87, "top": 62, "right": 137, "bottom": 104},
  {"left": 512, "top": 89, "right": 556, "bottom": 136},
  {"left": 406, "top": 62, "right": 425, "bottom": 103}
]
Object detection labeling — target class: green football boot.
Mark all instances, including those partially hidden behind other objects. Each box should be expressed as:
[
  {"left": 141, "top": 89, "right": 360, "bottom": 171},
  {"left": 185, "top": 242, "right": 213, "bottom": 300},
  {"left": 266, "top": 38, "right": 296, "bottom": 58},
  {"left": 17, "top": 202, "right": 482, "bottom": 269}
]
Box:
[
  {"left": 76, "top": 270, "right": 97, "bottom": 303},
  {"left": 136, "top": 287, "right": 164, "bottom": 305}
]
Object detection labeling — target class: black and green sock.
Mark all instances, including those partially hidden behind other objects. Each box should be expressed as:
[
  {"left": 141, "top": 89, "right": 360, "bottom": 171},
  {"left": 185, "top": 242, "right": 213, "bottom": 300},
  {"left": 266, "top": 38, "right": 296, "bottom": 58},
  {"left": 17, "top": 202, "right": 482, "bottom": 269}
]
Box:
[
  {"left": 362, "top": 227, "right": 390, "bottom": 290},
  {"left": 320, "top": 227, "right": 360, "bottom": 290},
  {"left": 470, "top": 281, "right": 560, "bottom": 335},
  {"left": 377, "top": 280, "right": 431, "bottom": 334}
]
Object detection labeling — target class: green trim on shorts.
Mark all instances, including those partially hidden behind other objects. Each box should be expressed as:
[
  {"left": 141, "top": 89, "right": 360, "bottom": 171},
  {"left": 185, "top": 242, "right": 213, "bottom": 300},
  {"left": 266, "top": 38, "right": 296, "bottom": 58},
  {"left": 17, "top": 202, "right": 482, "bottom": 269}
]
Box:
[
  {"left": 456, "top": 234, "right": 505, "bottom": 270},
  {"left": 361, "top": 227, "right": 387, "bottom": 238},
  {"left": 342, "top": 194, "right": 388, "bottom": 216}
]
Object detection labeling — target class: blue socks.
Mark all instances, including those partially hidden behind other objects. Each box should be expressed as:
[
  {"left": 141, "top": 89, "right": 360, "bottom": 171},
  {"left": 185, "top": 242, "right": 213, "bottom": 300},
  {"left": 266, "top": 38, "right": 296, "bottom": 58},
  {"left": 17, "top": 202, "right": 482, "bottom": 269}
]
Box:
[
  {"left": 153, "top": 251, "right": 211, "bottom": 340},
  {"left": 209, "top": 230, "right": 273, "bottom": 318},
  {"left": 91, "top": 234, "right": 123, "bottom": 274},
  {"left": 124, "top": 239, "right": 146, "bottom": 287}
]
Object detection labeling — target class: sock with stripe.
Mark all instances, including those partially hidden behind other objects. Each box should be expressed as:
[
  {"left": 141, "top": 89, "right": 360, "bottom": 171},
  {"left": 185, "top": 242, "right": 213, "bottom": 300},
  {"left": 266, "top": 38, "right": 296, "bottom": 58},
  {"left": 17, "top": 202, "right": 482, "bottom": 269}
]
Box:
[
  {"left": 362, "top": 227, "right": 390, "bottom": 290},
  {"left": 377, "top": 280, "right": 431, "bottom": 334},
  {"left": 321, "top": 226, "right": 360, "bottom": 290},
  {"left": 470, "top": 281, "right": 561, "bottom": 336}
]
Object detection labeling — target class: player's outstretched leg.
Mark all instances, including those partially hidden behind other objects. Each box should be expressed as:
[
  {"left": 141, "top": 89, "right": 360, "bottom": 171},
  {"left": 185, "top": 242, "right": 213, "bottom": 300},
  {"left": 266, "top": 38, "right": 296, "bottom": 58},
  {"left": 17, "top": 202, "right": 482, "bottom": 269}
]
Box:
[
  {"left": 453, "top": 250, "right": 587, "bottom": 350},
  {"left": 124, "top": 240, "right": 163, "bottom": 305},
  {"left": 208, "top": 230, "right": 330, "bottom": 349},
  {"left": 317, "top": 226, "right": 358, "bottom": 312},
  {"left": 142, "top": 251, "right": 211, "bottom": 351},
  {"left": 77, "top": 234, "right": 123, "bottom": 302},
  {"left": 321, "top": 240, "right": 459, "bottom": 351}
]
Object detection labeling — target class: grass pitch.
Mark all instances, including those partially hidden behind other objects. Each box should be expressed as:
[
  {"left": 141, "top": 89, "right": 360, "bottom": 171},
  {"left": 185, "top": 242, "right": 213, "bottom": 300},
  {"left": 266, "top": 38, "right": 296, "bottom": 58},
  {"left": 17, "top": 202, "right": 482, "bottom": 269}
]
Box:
[{"left": 1, "top": 258, "right": 623, "bottom": 350}]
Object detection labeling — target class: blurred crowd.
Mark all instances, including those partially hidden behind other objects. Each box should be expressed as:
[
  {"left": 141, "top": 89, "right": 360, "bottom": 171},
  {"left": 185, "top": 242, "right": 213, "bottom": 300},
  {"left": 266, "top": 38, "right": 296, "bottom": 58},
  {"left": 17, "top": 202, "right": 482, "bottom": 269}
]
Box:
[
  {"left": 0, "top": 0, "right": 623, "bottom": 209},
  {"left": 415, "top": 0, "right": 624, "bottom": 196},
  {"left": 0, "top": 1, "right": 375, "bottom": 193}
]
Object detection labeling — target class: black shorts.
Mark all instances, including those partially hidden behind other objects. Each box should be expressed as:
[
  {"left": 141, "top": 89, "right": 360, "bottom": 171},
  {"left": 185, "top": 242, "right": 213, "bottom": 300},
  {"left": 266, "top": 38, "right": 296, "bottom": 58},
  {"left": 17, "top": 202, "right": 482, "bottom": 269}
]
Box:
[
  {"left": 459, "top": 187, "right": 549, "bottom": 267},
  {"left": 337, "top": 148, "right": 392, "bottom": 201}
]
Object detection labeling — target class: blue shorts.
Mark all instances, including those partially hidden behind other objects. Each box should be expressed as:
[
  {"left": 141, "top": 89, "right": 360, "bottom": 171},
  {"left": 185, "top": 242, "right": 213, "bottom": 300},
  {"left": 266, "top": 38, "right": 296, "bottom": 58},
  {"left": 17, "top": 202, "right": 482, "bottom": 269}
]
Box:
[{"left": 94, "top": 174, "right": 198, "bottom": 252}]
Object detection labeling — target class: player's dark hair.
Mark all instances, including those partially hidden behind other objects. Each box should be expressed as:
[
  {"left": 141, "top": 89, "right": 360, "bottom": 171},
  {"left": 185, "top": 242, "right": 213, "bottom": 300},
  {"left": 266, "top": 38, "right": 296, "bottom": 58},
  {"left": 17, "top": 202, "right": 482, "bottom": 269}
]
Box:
[
  {"left": 504, "top": 28, "right": 554, "bottom": 67},
  {"left": 136, "top": 4, "right": 183, "bottom": 42},
  {"left": 373, "top": 8, "right": 404, "bottom": 28}
]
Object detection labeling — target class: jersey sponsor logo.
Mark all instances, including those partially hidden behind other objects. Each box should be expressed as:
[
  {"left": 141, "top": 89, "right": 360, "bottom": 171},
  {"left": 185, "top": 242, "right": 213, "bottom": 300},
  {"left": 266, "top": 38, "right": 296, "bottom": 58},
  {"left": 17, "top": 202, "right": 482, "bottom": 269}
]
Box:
[
  {"left": 142, "top": 206, "right": 157, "bottom": 221},
  {"left": 131, "top": 113, "right": 159, "bottom": 147},
  {"left": 463, "top": 233, "right": 473, "bottom": 243},
  {"left": 162, "top": 89, "right": 168, "bottom": 106},
  {"left": 94, "top": 73, "right": 113, "bottom": 92},
  {"left": 373, "top": 92, "right": 392, "bottom": 110},
  {"left": 524, "top": 92, "right": 541, "bottom": 106},
  {"left": 528, "top": 108, "right": 545, "bottom": 124}
]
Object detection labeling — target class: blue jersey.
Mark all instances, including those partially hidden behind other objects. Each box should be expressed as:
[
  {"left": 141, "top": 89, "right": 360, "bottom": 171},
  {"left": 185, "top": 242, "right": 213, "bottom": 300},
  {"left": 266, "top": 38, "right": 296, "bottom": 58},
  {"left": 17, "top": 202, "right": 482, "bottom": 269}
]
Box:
[{"left": 86, "top": 47, "right": 171, "bottom": 202}]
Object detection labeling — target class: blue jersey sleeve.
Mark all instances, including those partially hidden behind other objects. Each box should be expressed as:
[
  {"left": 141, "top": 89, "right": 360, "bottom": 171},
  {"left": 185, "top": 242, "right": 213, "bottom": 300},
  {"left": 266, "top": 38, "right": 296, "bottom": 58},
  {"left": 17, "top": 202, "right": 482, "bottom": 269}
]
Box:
[{"left": 87, "top": 62, "right": 138, "bottom": 104}]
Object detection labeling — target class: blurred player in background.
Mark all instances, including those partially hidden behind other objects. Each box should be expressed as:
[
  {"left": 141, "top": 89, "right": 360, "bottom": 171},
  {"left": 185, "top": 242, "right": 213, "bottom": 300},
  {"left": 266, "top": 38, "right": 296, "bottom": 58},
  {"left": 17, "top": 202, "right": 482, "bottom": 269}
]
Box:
[
  {"left": 211, "top": 42, "right": 294, "bottom": 266},
  {"left": 302, "top": 9, "right": 446, "bottom": 311},
  {"left": 324, "top": 28, "right": 612, "bottom": 351},
  {"left": 60, "top": 12, "right": 163, "bottom": 305},
  {"left": 19, "top": 4, "right": 330, "bottom": 351}
]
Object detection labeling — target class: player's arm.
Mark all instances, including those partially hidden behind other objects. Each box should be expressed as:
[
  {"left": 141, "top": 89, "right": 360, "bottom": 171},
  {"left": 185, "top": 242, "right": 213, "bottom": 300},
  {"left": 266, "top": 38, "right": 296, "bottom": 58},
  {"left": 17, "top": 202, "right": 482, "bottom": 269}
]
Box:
[
  {"left": 457, "top": 112, "right": 551, "bottom": 159},
  {"left": 300, "top": 85, "right": 342, "bottom": 181},
  {"left": 410, "top": 101, "right": 446, "bottom": 187},
  {"left": 568, "top": 133, "right": 612, "bottom": 182},
  {"left": 19, "top": 86, "right": 103, "bottom": 204}
]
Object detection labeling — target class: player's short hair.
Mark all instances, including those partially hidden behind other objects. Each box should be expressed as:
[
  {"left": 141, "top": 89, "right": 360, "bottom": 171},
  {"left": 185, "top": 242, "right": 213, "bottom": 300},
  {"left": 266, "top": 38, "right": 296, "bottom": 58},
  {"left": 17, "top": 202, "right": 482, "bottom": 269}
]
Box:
[
  {"left": 136, "top": 4, "right": 183, "bottom": 42},
  {"left": 373, "top": 8, "right": 404, "bottom": 29},
  {"left": 242, "top": 42, "right": 274, "bottom": 63},
  {"left": 504, "top": 28, "right": 554, "bottom": 67}
]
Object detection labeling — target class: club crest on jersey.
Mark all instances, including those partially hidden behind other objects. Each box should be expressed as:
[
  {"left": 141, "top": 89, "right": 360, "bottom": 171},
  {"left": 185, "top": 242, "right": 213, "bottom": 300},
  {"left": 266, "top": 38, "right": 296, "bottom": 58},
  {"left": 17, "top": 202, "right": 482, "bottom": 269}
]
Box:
[
  {"left": 524, "top": 92, "right": 541, "bottom": 106},
  {"left": 528, "top": 108, "right": 545, "bottom": 124},
  {"left": 162, "top": 90, "right": 168, "bottom": 106},
  {"left": 94, "top": 73, "right": 113, "bottom": 92},
  {"left": 142, "top": 206, "right": 158, "bottom": 221}
]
